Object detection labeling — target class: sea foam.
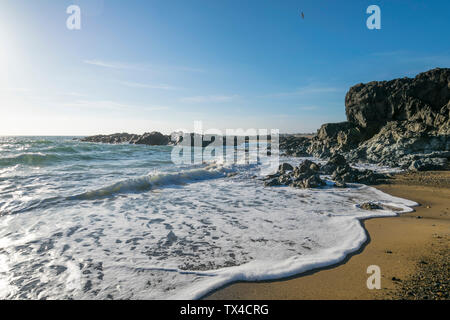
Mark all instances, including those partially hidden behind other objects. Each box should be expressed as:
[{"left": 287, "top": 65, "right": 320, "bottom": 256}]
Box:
[{"left": 0, "top": 137, "right": 418, "bottom": 299}]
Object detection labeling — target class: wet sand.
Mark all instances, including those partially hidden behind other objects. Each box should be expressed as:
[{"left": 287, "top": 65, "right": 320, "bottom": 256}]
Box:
[{"left": 205, "top": 171, "right": 450, "bottom": 300}]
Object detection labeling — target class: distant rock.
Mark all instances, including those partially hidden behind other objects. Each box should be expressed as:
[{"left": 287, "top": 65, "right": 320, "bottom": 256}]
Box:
[
  {"left": 81, "top": 132, "right": 171, "bottom": 146},
  {"left": 130, "top": 132, "right": 170, "bottom": 146},
  {"left": 81, "top": 133, "right": 139, "bottom": 144}
]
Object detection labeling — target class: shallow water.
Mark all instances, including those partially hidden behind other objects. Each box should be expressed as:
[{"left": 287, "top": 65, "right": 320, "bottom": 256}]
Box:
[{"left": 0, "top": 136, "right": 417, "bottom": 299}]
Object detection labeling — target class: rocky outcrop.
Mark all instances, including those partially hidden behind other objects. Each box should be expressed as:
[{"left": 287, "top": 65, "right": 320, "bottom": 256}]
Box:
[
  {"left": 345, "top": 68, "right": 450, "bottom": 131},
  {"left": 130, "top": 132, "right": 170, "bottom": 146},
  {"left": 263, "top": 156, "right": 387, "bottom": 189},
  {"left": 307, "top": 122, "right": 367, "bottom": 158},
  {"left": 264, "top": 160, "right": 326, "bottom": 189},
  {"left": 81, "top": 132, "right": 172, "bottom": 146},
  {"left": 306, "top": 68, "right": 450, "bottom": 171},
  {"left": 81, "top": 133, "right": 139, "bottom": 144},
  {"left": 280, "top": 135, "right": 311, "bottom": 157}
]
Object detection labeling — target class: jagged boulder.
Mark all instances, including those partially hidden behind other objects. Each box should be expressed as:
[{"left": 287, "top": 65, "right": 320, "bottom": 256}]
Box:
[
  {"left": 130, "top": 132, "right": 170, "bottom": 146},
  {"left": 308, "top": 122, "right": 366, "bottom": 158}
]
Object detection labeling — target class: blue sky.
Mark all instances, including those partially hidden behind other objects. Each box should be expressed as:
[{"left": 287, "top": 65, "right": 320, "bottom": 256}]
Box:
[{"left": 1, "top": 0, "right": 449, "bottom": 135}]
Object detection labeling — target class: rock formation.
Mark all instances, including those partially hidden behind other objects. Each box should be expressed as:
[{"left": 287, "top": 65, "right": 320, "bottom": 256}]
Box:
[
  {"left": 306, "top": 68, "right": 449, "bottom": 171},
  {"left": 129, "top": 132, "right": 170, "bottom": 146},
  {"left": 81, "top": 132, "right": 172, "bottom": 146},
  {"left": 263, "top": 156, "right": 386, "bottom": 189}
]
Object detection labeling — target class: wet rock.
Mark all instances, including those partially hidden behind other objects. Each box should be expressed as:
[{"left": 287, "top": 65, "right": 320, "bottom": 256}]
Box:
[
  {"left": 328, "top": 154, "right": 347, "bottom": 166},
  {"left": 265, "top": 160, "right": 326, "bottom": 189},
  {"left": 334, "top": 178, "right": 347, "bottom": 188},
  {"left": 278, "top": 163, "right": 294, "bottom": 173},
  {"left": 264, "top": 178, "right": 281, "bottom": 187},
  {"left": 360, "top": 202, "right": 383, "bottom": 210},
  {"left": 409, "top": 158, "right": 448, "bottom": 171},
  {"left": 165, "top": 231, "right": 178, "bottom": 246},
  {"left": 309, "top": 162, "right": 320, "bottom": 172},
  {"left": 301, "top": 174, "right": 326, "bottom": 188},
  {"left": 278, "top": 174, "right": 292, "bottom": 185}
]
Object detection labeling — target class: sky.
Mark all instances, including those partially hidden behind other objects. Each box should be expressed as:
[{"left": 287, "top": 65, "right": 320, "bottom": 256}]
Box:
[{"left": 0, "top": 0, "right": 449, "bottom": 135}]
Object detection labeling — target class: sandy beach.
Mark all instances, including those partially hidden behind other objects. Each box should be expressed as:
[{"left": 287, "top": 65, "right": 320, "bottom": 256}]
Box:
[{"left": 205, "top": 171, "right": 450, "bottom": 300}]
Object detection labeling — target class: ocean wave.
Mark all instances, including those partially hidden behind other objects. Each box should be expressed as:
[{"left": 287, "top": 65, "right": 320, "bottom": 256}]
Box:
[
  {"left": 0, "top": 152, "right": 100, "bottom": 168},
  {"left": 69, "top": 164, "right": 234, "bottom": 200},
  {"left": 0, "top": 153, "right": 61, "bottom": 167}
]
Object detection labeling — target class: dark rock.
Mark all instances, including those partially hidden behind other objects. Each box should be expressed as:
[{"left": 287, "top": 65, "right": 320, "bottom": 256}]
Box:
[
  {"left": 360, "top": 202, "right": 382, "bottom": 210},
  {"left": 334, "top": 178, "right": 347, "bottom": 188},
  {"left": 130, "top": 132, "right": 170, "bottom": 146},
  {"left": 264, "top": 178, "right": 281, "bottom": 187},
  {"left": 279, "top": 135, "right": 312, "bottom": 157},
  {"left": 302, "top": 174, "right": 326, "bottom": 188},
  {"left": 308, "top": 122, "right": 367, "bottom": 158},
  {"left": 297, "top": 160, "right": 315, "bottom": 174},
  {"left": 278, "top": 163, "right": 294, "bottom": 173},
  {"left": 278, "top": 174, "right": 292, "bottom": 185},
  {"left": 307, "top": 68, "right": 450, "bottom": 171},
  {"left": 265, "top": 160, "right": 326, "bottom": 189},
  {"left": 346, "top": 68, "right": 450, "bottom": 131},
  {"left": 328, "top": 154, "right": 347, "bottom": 166},
  {"left": 409, "top": 158, "right": 448, "bottom": 171},
  {"left": 81, "top": 133, "right": 139, "bottom": 144},
  {"left": 81, "top": 132, "right": 171, "bottom": 146}
]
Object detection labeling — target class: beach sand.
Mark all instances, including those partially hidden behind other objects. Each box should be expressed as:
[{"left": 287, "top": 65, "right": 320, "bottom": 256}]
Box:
[{"left": 205, "top": 171, "right": 450, "bottom": 300}]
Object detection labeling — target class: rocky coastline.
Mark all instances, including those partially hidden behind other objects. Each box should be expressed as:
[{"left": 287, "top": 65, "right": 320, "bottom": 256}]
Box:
[
  {"left": 81, "top": 68, "right": 449, "bottom": 185},
  {"left": 281, "top": 68, "right": 449, "bottom": 172}
]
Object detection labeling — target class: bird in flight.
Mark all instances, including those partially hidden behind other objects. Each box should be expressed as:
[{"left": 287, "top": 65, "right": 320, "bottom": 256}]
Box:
[{"left": 301, "top": 11, "right": 305, "bottom": 19}]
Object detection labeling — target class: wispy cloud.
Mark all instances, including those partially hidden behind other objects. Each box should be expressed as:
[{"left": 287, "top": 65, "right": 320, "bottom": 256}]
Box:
[
  {"left": 180, "top": 95, "right": 238, "bottom": 103},
  {"left": 0, "top": 87, "right": 32, "bottom": 93},
  {"left": 83, "top": 60, "right": 132, "bottom": 69},
  {"left": 83, "top": 59, "right": 205, "bottom": 73},
  {"left": 118, "top": 81, "right": 180, "bottom": 90},
  {"left": 62, "top": 100, "right": 169, "bottom": 111}
]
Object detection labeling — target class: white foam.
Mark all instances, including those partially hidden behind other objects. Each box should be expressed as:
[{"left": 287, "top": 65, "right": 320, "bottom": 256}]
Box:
[
  {"left": 0, "top": 140, "right": 418, "bottom": 299},
  {"left": 0, "top": 163, "right": 417, "bottom": 299}
]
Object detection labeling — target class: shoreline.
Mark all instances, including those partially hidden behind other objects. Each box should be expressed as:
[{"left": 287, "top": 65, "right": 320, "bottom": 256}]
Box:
[{"left": 204, "top": 171, "right": 450, "bottom": 300}]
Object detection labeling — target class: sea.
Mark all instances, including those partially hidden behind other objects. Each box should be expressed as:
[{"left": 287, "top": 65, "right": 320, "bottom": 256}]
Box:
[{"left": 0, "top": 136, "right": 417, "bottom": 299}]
